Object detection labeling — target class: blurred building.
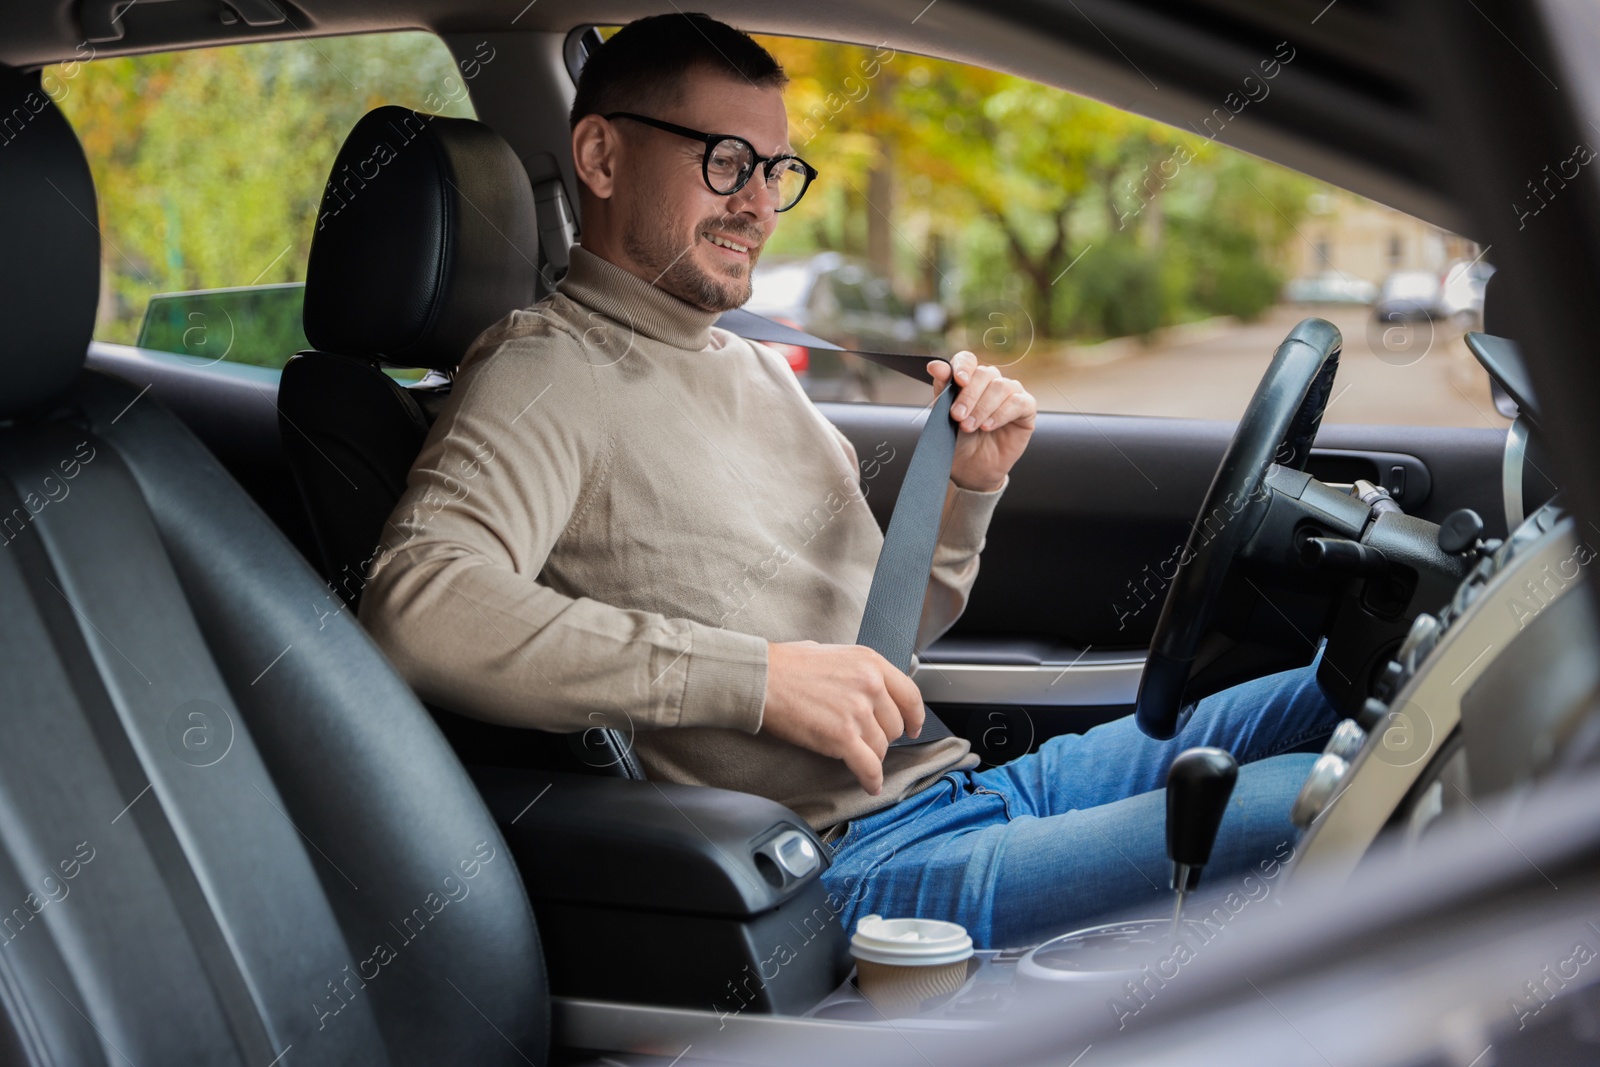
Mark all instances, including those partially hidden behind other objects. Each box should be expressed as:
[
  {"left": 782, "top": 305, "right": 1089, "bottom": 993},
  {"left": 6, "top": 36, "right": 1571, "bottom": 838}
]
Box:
[{"left": 1293, "top": 189, "right": 1479, "bottom": 284}]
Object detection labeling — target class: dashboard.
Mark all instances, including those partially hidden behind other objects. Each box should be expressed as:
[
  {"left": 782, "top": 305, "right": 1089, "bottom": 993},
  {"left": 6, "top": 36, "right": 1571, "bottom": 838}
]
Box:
[{"left": 1288, "top": 332, "right": 1599, "bottom": 885}]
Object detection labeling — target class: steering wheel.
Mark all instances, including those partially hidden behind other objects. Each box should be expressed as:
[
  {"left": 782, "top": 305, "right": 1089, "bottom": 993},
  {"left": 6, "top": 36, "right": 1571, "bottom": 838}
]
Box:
[{"left": 1134, "top": 317, "right": 1343, "bottom": 740}]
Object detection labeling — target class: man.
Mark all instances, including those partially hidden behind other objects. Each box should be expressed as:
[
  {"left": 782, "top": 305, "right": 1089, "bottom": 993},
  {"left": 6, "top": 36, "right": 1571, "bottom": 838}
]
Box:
[{"left": 359, "top": 13, "right": 1341, "bottom": 950}]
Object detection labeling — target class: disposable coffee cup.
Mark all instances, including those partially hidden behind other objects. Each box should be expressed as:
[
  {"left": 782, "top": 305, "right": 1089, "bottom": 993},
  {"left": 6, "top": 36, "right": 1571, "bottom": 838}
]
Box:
[{"left": 849, "top": 914, "right": 974, "bottom": 1017}]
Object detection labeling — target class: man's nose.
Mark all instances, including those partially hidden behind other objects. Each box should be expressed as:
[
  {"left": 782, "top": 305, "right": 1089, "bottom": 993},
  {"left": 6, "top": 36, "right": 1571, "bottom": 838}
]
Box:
[{"left": 725, "top": 174, "right": 780, "bottom": 222}]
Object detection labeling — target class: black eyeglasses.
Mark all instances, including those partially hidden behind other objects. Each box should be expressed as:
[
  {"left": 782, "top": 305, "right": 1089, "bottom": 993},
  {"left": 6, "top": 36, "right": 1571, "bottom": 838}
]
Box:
[{"left": 605, "top": 112, "right": 818, "bottom": 212}]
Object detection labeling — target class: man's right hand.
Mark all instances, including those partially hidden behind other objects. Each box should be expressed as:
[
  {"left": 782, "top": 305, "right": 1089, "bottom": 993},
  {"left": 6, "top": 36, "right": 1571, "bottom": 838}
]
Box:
[{"left": 758, "top": 640, "right": 927, "bottom": 797}]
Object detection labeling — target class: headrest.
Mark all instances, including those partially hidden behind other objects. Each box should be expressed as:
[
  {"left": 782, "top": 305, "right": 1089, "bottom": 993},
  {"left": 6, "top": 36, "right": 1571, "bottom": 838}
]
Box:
[
  {"left": 0, "top": 65, "right": 101, "bottom": 419},
  {"left": 303, "top": 107, "right": 541, "bottom": 372},
  {"left": 1482, "top": 265, "right": 1507, "bottom": 338}
]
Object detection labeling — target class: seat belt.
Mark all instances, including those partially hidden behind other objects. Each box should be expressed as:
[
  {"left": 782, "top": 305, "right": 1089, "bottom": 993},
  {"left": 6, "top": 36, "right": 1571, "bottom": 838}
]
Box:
[{"left": 714, "top": 309, "right": 958, "bottom": 746}]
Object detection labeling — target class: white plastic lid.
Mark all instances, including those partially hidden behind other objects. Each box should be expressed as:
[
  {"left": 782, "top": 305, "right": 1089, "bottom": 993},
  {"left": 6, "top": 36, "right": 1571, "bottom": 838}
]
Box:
[{"left": 849, "top": 914, "right": 974, "bottom": 966}]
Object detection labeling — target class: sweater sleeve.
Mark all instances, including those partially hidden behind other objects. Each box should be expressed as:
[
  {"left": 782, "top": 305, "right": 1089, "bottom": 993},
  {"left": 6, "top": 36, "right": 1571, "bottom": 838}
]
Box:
[
  {"left": 915, "top": 474, "right": 1008, "bottom": 653},
  {"left": 818, "top": 395, "right": 1006, "bottom": 654},
  {"left": 357, "top": 318, "right": 769, "bottom": 737}
]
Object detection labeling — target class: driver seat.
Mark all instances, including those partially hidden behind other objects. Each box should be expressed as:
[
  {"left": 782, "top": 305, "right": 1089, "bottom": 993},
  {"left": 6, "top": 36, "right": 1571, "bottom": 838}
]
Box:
[
  {"left": 278, "top": 105, "right": 643, "bottom": 778},
  {"left": 0, "top": 66, "right": 547, "bottom": 1066}
]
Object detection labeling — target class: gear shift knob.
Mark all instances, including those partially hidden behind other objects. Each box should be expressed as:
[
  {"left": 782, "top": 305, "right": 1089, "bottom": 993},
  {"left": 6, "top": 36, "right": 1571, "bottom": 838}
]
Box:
[{"left": 1166, "top": 746, "right": 1239, "bottom": 894}]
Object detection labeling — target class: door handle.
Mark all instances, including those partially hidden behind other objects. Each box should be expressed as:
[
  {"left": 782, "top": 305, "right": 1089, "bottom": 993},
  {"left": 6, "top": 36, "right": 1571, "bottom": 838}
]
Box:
[{"left": 1307, "top": 447, "right": 1431, "bottom": 508}]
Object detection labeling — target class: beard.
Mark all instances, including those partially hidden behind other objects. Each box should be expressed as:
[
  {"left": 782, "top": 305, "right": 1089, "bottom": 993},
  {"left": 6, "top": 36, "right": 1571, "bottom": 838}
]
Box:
[{"left": 622, "top": 192, "right": 765, "bottom": 313}]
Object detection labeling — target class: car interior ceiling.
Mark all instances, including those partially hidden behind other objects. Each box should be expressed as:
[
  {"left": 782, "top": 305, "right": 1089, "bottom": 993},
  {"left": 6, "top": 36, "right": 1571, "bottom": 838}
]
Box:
[{"left": 5, "top": 1, "right": 1600, "bottom": 1066}]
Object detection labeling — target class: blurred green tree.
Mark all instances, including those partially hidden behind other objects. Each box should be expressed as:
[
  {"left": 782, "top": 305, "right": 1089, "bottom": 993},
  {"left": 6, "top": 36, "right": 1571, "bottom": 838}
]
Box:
[
  {"left": 48, "top": 32, "right": 476, "bottom": 348},
  {"left": 52, "top": 29, "right": 1318, "bottom": 353},
  {"left": 760, "top": 35, "right": 1320, "bottom": 343}
]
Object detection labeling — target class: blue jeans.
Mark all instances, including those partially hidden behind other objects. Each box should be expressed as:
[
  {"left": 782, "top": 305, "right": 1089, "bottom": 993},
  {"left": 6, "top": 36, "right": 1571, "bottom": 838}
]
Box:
[{"left": 820, "top": 660, "right": 1341, "bottom": 950}]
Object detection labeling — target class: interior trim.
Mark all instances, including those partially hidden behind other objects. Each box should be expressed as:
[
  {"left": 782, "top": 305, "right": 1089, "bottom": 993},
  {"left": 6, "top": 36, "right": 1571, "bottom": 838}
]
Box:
[
  {"left": 552, "top": 996, "right": 989, "bottom": 1062},
  {"left": 914, "top": 651, "right": 1145, "bottom": 707},
  {"left": 1503, "top": 417, "right": 1529, "bottom": 531}
]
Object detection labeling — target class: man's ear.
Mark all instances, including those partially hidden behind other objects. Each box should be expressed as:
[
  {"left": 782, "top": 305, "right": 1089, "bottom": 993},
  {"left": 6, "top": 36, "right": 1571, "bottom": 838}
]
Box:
[{"left": 571, "top": 114, "right": 619, "bottom": 200}]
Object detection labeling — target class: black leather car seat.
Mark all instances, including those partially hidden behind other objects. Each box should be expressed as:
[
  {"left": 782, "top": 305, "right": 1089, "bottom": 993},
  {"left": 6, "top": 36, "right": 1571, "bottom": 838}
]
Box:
[
  {"left": 284, "top": 104, "right": 541, "bottom": 609},
  {"left": 279, "top": 105, "right": 644, "bottom": 779},
  {"left": 0, "top": 66, "right": 548, "bottom": 1066}
]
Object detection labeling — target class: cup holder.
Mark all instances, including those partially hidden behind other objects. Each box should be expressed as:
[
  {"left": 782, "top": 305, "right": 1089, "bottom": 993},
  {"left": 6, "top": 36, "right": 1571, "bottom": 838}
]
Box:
[{"left": 1016, "top": 917, "right": 1214, "bottom": 992}]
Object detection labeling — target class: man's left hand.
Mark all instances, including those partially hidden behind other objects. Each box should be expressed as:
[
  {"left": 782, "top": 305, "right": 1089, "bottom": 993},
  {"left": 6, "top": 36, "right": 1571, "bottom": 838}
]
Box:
[{"left": 928, "top": 351, "right": 1036, "bottom": 492}]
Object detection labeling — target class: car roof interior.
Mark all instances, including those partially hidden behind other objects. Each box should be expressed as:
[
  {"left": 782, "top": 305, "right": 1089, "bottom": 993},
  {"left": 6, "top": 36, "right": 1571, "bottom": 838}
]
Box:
[{"left": 0, "top": 0, "right": 1465, "bottom": 232}]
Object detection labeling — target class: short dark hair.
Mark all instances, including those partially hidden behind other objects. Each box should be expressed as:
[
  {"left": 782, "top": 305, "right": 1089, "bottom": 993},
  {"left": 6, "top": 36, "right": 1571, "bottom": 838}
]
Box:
[{"left": 569, "top": 13, "right": 788, "bottom": 129}]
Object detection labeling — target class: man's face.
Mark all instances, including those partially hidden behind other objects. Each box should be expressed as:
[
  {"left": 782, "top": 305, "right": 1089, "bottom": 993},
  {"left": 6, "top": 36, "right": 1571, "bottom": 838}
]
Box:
[{"left": 612, "top": 71, "right": 789, "bottom": 312}]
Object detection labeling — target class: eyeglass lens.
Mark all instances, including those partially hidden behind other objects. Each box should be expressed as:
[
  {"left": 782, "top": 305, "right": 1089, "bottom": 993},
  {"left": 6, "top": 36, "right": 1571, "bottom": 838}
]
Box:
[{"left": 705, "top": 137, "right": 808, "bottom": 209}]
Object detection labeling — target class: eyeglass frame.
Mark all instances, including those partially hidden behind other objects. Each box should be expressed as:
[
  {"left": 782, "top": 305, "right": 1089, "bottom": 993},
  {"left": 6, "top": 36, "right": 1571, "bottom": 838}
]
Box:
[{"left": 603, "top": 111, "right": 818, "bottom": 212}]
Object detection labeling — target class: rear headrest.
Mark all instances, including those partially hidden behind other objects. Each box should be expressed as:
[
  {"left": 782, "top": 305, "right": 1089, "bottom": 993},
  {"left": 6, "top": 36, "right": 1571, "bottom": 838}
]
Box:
[
  {"left": 304, "top": 106, "right": 541, "bottom": 372},
  {"left": 0, "top": 65, "right": 100, "bottom": 419}
]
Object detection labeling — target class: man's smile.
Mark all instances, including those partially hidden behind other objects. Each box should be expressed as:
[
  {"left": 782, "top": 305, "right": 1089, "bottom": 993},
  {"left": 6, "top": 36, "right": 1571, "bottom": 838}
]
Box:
[{"left": 702, "top": 229, "right": 758, "bottom": 261}]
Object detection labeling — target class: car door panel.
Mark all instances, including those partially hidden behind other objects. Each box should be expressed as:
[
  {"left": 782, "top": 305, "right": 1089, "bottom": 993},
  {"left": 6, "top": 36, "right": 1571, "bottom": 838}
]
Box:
[
  {"left": 823, "top": 402, "right": 1508, "bottom": 655},
  {"left": 826, "top": 402, "right": 1505, "bottom": 755},
  {"left": 86, "top": 349, "right": 1506, "bottom": 752},
  {"left": 86, "top": 348, "right": 1508, "bottom": 656}
]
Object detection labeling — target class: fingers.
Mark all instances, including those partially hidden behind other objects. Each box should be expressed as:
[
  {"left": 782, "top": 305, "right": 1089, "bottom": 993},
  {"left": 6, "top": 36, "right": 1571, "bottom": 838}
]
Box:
[
  {"left": 969, "top": 379, "right": 1036, "bottom": 432},
  {"left": 930, "top": 352, "right": 971, "bottom": 397},
  {"left": 937, "top": 352, "right": 1034, "bottom": 434},
  {"left": 980, "top": 387, "right": 1037, "bottom": 432},
  {"left": 761, "top": 641, "right": 939, "bottom": 798},
  {"left": 951, "top": 365, "right": 1003, "bottom": 432},
  {"left": 843, "top": 736, "right": 887, "bottom": 796},
  {"left": 950, "top": 357, "right": 1007, "bottom": 423},
  {"left": 869, "top": 682, "right": 907, "bottom": 752},
  {"left": 948, "top": 350, "right": 979, "bottom": 383},
  {"left": 878, "top": 658, "right": 926, "bottom": 739},
  {"left": 849, "top": 654, "right": 924, "bottom": 797},
  {"left": 929, "top": 348, "right": 1033, "bottom": 433}
]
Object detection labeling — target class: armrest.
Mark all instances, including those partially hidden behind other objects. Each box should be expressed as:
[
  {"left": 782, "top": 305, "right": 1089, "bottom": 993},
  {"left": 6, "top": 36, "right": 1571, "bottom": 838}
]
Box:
[
  {"left": 468, "top": 766, "right": 828, "bottom": 917},
  {"left": 468, "top": 766, "right": 849, "bottom": 1014}
]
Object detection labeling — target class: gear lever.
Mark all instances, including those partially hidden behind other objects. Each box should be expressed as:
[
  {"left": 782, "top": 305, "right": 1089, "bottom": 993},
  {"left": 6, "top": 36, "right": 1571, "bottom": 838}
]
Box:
[{"left": 1165, "top": 747, "right": 1239, "bottom": 936}]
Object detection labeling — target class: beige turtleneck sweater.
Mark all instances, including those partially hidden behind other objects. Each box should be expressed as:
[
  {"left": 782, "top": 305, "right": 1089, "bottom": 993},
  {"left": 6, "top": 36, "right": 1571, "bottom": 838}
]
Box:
[{"left": 358, "top": 245, "right": 998, "bottom": 833}]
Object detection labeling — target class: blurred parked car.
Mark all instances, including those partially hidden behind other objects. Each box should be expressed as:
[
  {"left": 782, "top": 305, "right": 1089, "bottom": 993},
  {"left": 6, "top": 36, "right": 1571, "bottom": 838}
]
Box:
[
  {"left": 1373, "top": 260, "right": 1495, "bottom": 331},
  {"left": 1282, "top": 270, "right": 1378, "bottom": 305},
  {"left": 745, "top": 252, "right": 946, "bottom": 401},
  {"left": 1372, "top": 268, "right": 1447, "bottom": 324},
  {"left": 1440, "top": 257, "right": 1496, "bottom": 327}
]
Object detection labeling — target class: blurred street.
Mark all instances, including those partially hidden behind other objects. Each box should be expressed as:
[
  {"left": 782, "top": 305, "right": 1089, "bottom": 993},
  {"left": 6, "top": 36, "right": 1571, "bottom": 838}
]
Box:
[{"left": 873, "top": 304, "right": 1511, "bottom": 429}]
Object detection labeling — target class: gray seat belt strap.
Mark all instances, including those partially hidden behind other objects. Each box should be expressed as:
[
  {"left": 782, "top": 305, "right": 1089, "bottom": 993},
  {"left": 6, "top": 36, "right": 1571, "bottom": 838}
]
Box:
[
  {"left": 859, "top": 383, "right": 958, "bottom": 747},
  {"left": 713, "top": 309, "right": 959, "bottom": 746}
]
